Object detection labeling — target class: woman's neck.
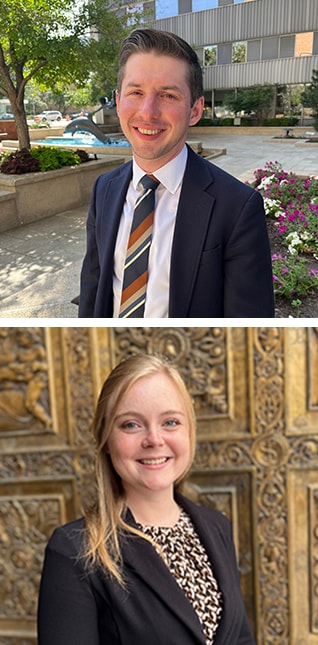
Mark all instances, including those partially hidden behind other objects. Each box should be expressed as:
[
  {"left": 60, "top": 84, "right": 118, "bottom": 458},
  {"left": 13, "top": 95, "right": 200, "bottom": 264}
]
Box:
[{"left": 126, "top": 490, "right": 181, "bottom": 527}]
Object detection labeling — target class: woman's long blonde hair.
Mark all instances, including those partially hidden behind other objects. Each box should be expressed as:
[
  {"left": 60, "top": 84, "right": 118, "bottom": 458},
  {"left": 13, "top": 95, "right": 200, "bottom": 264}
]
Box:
[{"left": 83, "top": 353, "right": 196, "bottom": 586}]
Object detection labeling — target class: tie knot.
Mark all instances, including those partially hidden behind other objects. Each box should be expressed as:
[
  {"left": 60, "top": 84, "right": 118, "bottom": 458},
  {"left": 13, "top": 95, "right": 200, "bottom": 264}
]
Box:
[{"left": 141, "top": 174, "right": 159, "bottom": 191}]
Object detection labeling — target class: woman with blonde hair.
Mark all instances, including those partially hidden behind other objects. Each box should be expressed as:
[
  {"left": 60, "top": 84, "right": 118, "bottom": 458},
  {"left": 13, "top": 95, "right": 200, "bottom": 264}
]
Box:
[{"left": 38, "top": 353, "right": 255, "bottom": 645}]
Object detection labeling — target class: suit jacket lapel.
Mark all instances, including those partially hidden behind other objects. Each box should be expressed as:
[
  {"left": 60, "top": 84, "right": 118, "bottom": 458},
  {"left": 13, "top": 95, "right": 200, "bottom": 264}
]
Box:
[
  {"left": 169, "top": 147, "right": 216, "bottom": 317},
  {"left": 121, "top": 509, "right": 207, "bottom": 645},
  {"left": 176, "top": 493, "right": 245, "bottom": 645},
  {"left": 99, "top": 162, "right": 132, "bottom": 248}
]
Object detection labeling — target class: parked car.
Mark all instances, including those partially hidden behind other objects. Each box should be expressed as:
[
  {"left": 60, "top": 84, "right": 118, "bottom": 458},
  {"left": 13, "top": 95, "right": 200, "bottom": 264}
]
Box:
[
  {"left": 66, "top": 111, "right": 89, "bottom": 120},
  {"left": 34, "top": 110, "right": 62, "bottom": 123},
  {"left": 0, "top": 113, "right": 14, "bottom": 120}
]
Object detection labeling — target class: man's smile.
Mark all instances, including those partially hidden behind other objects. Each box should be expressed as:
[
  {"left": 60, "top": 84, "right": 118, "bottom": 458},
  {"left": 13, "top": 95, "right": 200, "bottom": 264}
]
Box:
[{"left": 135, "top": 127, "right": 164, "bottom": 136}]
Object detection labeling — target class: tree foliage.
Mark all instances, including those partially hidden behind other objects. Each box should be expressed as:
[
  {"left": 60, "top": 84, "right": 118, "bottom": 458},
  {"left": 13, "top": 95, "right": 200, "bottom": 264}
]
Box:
[
  {"left": 224, "top": 85, "right": 274, "bottom": 124},
  {"left": 0, "top": 0, "right": 142, "bottom": 148}
]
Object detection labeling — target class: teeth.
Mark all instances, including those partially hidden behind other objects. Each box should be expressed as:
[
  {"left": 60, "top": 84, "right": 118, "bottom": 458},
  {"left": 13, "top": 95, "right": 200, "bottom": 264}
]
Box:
[
  {"left": 140, "top": 458, "right": 168, "bottom": 465},
  {"left": 137, "top": 128, "right": 161, "bottom": 135}
]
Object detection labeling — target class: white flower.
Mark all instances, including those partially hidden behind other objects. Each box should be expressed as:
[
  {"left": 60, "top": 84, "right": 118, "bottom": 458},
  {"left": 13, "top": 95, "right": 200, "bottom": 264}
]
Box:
[
  {"left": 300, "top": 231, "right": 311, "bottom": 241},
  {"left": 259, "top": 174, "right": 276, "bottom": 190},
  {"left": 273, "top": 209, "right": 285, "bottom": 219},
  {"left": 263, "top": 197, "right": 281, "bottom": 215},
  {"left": 286, "top": 232, "right": 302, "bottom": 255},
  {"left": 286, "top": 231, "right": 301, "bottom": 244}
]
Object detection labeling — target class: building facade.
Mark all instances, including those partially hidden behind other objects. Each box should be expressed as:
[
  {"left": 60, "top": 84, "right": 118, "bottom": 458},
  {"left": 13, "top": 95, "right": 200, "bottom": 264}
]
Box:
[{"left": 127, "top": 0, "right": 318, "bottom": 115}]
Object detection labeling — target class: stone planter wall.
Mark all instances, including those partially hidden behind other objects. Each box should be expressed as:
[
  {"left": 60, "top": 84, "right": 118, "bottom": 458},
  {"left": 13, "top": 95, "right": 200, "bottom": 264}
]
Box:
[
  {"left": 0, "top": 156, "right": 125, "bottom": 233},
  {"left": 189, "top": 125, "right": 314, "bottom": 137},
  {"left": 29, "top": 126, "right": 65, "bottom": 140}
]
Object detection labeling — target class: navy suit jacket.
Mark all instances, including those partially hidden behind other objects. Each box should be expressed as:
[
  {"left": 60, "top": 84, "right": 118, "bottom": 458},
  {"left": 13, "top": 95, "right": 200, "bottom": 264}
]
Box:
[
  {"left": 79, "top": 145, "right": 274, "bottom": 318},
  {"left": 38, "top": 493, "right": 255, "bottom": 645}
]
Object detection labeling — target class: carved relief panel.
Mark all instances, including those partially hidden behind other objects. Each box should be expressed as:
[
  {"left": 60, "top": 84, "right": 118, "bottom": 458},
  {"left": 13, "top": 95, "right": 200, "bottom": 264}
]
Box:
[{"left": 0, "top": 327, "right": 317, "bottom": 645}]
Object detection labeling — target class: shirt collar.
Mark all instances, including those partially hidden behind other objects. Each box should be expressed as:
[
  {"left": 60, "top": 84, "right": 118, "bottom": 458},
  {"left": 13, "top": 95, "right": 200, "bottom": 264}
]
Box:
[{"left": 132, "top": 145, "right": 188, "bottom": 194}]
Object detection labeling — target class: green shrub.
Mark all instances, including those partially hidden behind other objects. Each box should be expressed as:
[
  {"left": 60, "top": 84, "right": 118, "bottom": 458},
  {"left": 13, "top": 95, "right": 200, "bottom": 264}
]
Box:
[
  {"left": 220, "top": 117, "right": 234, "bottom": 126},
  {"left": 263, "top": 117, "right": 299, "bottom": 127},
  {"left": 194, "top": 117, "right": 221, "bottom": 126},
  {"left": 30, "top": 146, "right": 81, "bottom": 171},
  {"left": 0, "top": 146, "right": 90, "bottom": 174}
]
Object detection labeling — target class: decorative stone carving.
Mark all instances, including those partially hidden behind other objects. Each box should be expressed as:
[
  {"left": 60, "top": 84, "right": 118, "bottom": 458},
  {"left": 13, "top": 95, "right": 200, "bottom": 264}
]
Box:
[
  {"left": 114, "top": 327, "right": 229, "bottom": 416},
  {"left": 0, "top": 496, "right": 60, "bottom": 620},
  {"left": 308, "top": 327, "right": 318, "bottom": 409},
  {"left": 0, "top": 328, "right": 51, "bottom": 434},
  {"left": 1, "top": 326, "right": 318, "bottom": 645}
]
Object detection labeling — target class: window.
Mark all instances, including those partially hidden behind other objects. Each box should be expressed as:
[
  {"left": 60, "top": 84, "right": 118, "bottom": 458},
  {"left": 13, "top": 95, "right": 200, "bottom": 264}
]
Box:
[
  {"left": 155, "top": 0, "right": 178, "bottom": 19},
  {"left": 232, "top": 41, "right": 247, "bottom": 63},
  {"left": 247, "top": 40, "right": 261, "bottom": 62},
  {"left": 204, "top": 45, "right": 217, "bottom": 66},
  {"left": 262, "top": 37, "right": 279, "bottom": 60},
  {"left": 279, "top": 35, "right": 295, "bottom": 58},
  {"left": 192, "top": 0, "right": 218, "bottom": 10},
  {"left": 295, "top": 32, "right": 313, "bottom": 57}
]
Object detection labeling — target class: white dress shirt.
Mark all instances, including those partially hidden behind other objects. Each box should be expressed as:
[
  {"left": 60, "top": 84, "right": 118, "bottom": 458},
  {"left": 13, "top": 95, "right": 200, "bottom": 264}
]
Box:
[{"left": 113, "top": 145, "right": 188, "bottom": 318}]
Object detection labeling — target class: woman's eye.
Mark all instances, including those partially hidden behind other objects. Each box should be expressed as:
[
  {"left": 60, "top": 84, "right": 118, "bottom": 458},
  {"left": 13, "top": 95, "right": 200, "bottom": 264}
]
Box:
[
  {"left": 164, "top": 419, "right": 179, "bottom": 428},
  {"left": 121, "top": 421, "right": 139, "bottom": 430}
]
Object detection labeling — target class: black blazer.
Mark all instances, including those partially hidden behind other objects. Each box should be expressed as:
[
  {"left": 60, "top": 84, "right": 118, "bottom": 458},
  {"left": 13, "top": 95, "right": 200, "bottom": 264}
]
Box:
[
  {"left": 78, "top": 145, "right": 274, "bottom": 318},
  {"left": 38, "top": 493, "right": 255, "bottom": 645}
]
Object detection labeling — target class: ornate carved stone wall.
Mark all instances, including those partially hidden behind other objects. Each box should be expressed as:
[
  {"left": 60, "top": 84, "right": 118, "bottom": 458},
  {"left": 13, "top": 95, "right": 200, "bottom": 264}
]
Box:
[{"left": 0, "top": 327, "right": 317, "bottom": 644}]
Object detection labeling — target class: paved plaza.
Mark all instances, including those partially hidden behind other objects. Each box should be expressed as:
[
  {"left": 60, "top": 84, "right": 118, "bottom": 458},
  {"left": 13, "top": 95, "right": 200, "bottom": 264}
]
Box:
[{"left": 0, "top": 132, "right": 317, "bottom": 318}]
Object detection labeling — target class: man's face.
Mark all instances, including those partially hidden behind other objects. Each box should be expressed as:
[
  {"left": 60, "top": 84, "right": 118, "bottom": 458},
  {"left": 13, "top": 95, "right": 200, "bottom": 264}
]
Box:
[{"left": 116, "top": 51, "right": 204, "bottom": 172}]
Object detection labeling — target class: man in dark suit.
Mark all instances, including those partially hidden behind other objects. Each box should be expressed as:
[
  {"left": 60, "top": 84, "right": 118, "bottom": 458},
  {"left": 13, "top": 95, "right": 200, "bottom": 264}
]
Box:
[{"left": 79, "top": 28, "right": 274, "bottom": 318}]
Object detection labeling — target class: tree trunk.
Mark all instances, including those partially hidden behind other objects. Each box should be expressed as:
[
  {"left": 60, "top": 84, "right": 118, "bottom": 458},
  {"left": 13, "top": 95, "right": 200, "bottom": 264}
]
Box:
[
  {"left": 14, "top": 110, "right": 31, "bottom": 149},
  {"left": 0, "top": 47, "right": 31, "bottom": 149},
  {"left": 8, "top": 95, "right": 31, "bottom": 149}
]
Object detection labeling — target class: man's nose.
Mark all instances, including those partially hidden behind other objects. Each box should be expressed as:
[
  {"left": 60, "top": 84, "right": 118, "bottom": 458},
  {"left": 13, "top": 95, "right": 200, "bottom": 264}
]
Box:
[{"left": 139, "top": 94, "right": 160, "bottom": 119}]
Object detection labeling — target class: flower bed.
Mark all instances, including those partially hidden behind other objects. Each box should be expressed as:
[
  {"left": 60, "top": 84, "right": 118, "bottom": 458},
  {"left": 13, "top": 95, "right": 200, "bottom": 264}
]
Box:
[{"left": 251, "top": 161, "right": 318, "bottom": 316}]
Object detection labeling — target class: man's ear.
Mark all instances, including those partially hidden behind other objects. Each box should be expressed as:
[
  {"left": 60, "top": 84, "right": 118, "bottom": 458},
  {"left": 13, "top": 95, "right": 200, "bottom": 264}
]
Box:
[
  {"left": 189, "top": 96, "right": 204, "bottom": 126},
  {"left": 115, "top": 89, "right": 120, "bottom": 115}
]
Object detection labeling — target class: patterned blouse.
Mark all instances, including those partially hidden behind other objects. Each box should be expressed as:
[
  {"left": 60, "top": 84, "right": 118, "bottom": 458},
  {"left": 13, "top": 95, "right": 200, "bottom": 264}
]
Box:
[{"left": 138, "top": 509, "right": 223, "bottom": 644}]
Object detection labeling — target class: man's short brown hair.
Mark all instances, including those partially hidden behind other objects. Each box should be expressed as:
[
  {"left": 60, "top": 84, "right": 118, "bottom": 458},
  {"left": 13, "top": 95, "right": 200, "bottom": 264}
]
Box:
[{"left": 117, "top": 28, "right": 204, "bottom": 106}]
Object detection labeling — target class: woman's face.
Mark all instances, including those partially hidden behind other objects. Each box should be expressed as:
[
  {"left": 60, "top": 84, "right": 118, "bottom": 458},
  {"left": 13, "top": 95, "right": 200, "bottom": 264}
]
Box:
[{"left": 106, "top": 371, "right": 191, "bottom": 500}]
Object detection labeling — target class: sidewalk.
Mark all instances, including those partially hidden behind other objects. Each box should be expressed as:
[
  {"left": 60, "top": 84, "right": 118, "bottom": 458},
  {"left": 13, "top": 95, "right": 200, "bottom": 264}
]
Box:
[{"left": 0, "top": 133, "right": 317, "bottom": 318}]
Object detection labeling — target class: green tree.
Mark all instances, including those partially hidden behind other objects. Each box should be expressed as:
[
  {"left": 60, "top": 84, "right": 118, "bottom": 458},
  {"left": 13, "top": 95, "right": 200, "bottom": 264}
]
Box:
[
  {"left": 224, "top": 85, "right": 274, "bottom": 124},
  {"left": 301, "top": 70, "right": 318, "bottom": 131},
  {"left": 0, "top": 0, "right": 137, "bottom": 149}
]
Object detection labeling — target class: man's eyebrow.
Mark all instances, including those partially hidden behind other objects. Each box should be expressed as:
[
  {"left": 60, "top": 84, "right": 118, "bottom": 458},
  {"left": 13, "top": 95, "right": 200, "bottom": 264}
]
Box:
[
  {"left": 125, "top": 82, "right": 142, "bottom": 88},
  {"left": 124, "top": 82, "right": 183, "bottom": 93}
]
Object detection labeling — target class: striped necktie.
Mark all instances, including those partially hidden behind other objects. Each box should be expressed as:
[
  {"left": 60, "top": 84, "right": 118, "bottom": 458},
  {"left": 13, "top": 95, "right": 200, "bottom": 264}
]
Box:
[{"left": 119, "top": 174, "right": 159, "bottom": 318}]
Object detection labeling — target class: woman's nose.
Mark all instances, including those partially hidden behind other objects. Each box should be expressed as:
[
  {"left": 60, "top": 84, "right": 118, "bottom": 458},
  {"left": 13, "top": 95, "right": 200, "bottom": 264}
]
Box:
[{"left": 141, "top": 426, "right": 164, "bottom": 447}]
